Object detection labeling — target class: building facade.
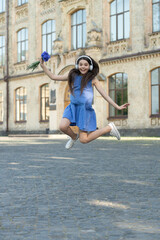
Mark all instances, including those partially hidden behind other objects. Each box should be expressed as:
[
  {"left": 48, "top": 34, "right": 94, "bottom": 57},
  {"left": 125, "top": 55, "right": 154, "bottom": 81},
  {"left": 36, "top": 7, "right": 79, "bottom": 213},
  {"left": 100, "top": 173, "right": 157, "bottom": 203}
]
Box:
[{"left": 0, "top": 0, "right": 160, "bottom": 136}]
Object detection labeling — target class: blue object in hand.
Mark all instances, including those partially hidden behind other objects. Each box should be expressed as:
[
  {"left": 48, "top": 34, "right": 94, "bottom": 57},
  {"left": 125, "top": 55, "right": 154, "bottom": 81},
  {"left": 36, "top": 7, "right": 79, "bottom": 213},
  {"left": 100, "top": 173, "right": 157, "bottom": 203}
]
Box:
[
  {"left": 41, "top": 51, "right": 51, "bottom": 62},
  {"left": 27, "top": 51, "right": 51, "bottom": 71}
]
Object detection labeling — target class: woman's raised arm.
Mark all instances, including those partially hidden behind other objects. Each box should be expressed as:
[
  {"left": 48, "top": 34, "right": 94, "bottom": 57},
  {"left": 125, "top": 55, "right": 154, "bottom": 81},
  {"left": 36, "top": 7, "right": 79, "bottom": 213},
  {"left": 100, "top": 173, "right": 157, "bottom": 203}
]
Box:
[{"left": 40, "top": 58, "right": 68, "bottom": 81}]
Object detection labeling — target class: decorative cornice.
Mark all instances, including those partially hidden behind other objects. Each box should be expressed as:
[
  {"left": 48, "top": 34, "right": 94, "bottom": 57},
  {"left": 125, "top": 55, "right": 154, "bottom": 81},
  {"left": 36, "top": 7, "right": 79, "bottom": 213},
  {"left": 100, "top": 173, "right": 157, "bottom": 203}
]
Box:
[
  {"left": 99, "top": 49, "right": 160, "bottom": 65},
  {"left": 59, "top": 0, "right": 88, "bottom": 7},
  {"left": 86, "top": 45, "right": 102, "bottom": 50},
  {"left": 9, "top": 70, "right": 44, "bottom": 80},
  {"left": 40, "top": 8, "right": 55, "bottom": 15}
]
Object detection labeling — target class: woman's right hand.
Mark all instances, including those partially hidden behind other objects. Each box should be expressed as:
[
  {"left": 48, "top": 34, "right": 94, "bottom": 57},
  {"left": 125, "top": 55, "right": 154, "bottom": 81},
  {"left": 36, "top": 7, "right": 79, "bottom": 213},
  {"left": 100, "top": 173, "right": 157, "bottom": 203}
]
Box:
[{"left": 40, "top": 58, "right": 44, "bottom": 68}]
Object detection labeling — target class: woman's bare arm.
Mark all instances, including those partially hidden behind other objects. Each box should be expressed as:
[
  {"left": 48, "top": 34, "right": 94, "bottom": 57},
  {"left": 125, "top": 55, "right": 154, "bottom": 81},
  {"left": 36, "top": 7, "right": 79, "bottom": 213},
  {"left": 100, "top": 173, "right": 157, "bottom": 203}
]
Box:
[
  {"left": 92, "top": 78, "right": 130, "bottom": 110},
  {"left": 40, "top": 58, "right": 68, "bottom": 81}
]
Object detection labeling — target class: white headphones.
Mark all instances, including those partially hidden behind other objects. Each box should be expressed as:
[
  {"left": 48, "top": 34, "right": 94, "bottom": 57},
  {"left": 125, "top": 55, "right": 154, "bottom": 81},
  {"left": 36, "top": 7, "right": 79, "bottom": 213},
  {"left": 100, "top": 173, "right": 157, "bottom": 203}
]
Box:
[{"left": 75, "top": 55, "right": 93, "bottom": 71}]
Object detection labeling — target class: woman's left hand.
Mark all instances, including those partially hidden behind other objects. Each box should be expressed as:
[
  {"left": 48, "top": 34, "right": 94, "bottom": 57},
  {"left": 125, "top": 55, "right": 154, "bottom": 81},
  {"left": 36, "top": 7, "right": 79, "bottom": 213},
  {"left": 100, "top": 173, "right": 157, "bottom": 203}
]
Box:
[{"left": 118, "top": 103, "right": 130, "bottom": 110}]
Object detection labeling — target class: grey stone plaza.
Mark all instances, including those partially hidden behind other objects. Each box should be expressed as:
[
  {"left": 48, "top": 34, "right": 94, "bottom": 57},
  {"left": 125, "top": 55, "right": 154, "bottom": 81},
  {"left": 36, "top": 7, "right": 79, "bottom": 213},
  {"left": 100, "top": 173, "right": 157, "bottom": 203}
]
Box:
[{"left": 0, "top": 136, "right": 160, "bottom": 240}]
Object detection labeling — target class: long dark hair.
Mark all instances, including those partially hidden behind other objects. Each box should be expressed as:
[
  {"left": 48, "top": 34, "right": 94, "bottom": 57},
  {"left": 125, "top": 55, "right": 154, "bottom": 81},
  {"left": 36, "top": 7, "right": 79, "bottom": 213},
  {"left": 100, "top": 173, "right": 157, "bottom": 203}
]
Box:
[{"left": 68, "top": 55, "right": 99, "bottom": 94}]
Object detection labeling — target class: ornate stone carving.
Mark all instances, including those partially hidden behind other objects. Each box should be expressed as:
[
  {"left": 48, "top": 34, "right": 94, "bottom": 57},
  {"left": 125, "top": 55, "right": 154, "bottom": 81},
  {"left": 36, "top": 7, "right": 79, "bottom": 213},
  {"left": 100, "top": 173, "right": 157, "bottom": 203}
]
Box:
[
  {"left": 122, "top": 120, "right": 127, "bottom": 126},
  {"left": 148, "top": 32, "right": 160, "bottom": 49},
  {"left": 14, "top": 62, "right": 28, "bottom": 74},
  {"left": 40, "top": 0, "right": 55, "bottom": 10},
  {"left": 53, "top": 37, "right": 63, "bottom": 54},
  {"left": 15, "top": 4, "right": 28, "bottom": 21},
  {"left": 151, "top": 117, "right": 160, "bottom": 126},
  {"left": 0, "top": 13, "right": 5, "bottom": 25},
  {"left": 107, "top": 40, "right": 128, "bottom": 56},
  {"left": 151, "top": 118, "right": 157, "bottom": 126},
  {"left": 87, "top": 29, "right": 102, "bottom": 47}
]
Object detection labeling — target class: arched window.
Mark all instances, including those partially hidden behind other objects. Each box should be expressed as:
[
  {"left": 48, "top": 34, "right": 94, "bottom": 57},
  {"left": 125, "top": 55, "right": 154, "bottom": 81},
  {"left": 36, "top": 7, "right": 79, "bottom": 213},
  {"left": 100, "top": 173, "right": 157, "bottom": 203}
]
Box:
[
  {"left": 0, "top": 36, "right": 5, "bottom": 66},
  {"left": 40, "top": 84, "right": 49, "bottom": 121},
  {"left": 0, "top": 0, "right": 5, "bottom": 13},
  {"left": 71, "top": 9, "right": 86, "bottom": 49},
  {"left": 152, "top": 0, "right": 160, "bottom": 32},
  {"left": 17, "top": 28, "right": 28, "bottom": 62},
  {"left": 15, "top": 87, "right": 27, "bottom": 122},
  {"left": 110, "top": 0, "right": 130, "bottom": 41},
  {"left": 42, "top": 20, "right": 56, "bottom": 55},
  {"left": 0, "top": 91, "right": 3, "bottom": 122},
  {"left": 109, "top": 73, "right": 128, "bottom": 117},
  {"left": 18, "top": 0, "right": 28, "bottom": 6},
  {"left": 151, "top": 68, "right": 160, "bottom": 115}
]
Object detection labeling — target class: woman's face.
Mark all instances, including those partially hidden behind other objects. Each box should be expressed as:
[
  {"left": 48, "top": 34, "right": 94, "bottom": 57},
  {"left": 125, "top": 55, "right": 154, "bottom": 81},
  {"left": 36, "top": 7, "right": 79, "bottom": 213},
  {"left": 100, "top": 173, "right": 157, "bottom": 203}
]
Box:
[{"left": 78, "top": 59, "right": 90, "bottom": 75}]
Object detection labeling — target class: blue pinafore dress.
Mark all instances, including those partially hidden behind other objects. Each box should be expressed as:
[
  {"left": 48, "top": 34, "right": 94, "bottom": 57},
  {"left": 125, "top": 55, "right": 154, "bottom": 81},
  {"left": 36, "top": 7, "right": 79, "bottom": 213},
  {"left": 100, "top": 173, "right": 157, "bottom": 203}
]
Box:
[{"left": 63, "top": 75, "right": 97, "bottom": 132}]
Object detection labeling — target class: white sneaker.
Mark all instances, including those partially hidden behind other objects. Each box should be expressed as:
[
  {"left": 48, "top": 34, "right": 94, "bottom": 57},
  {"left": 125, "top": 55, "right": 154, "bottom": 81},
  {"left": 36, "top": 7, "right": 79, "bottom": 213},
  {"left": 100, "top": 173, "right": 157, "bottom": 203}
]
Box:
[
  {"left": 108, "top": 122, "right": 121, "bottom": 140},
  {"left": 65, "top": 134, "right": 79, "bottom": 149}
]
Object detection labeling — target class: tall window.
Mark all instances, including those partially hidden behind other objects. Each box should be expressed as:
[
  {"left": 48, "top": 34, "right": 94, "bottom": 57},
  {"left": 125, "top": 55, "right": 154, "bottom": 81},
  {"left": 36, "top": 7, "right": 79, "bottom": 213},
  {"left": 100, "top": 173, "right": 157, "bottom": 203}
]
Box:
[
  {"left": 152, "top": 0, "right": 160, "bottom": 32},
  {"left": 110, "top": 0, "right": 130, "bottom": 41},
  {"left": 109, "top": 73, "right": 128, "bottom": 117},
  {"left": 42, "top": 20, "right": 56, "bottom": 55},
  {"left": 18, "top": 0, "right": 28, "bottom": 6},
  {"left": 17, "top": 28, "right": 28, "bottom": 62},
  {"left": 40, "top": 84, "right": 49, "bottom": 121},
  {"left": 15, "top": 87, "right": 27, "bottom": 122},
  {"left": 0, "top": 36, "right": 5, "bottom": 66},
  {"left": 0, "top": 91, "right": 3, "bottom": 122},
  {"left": 151, "top": 68, "right": 160, "bottom": 115},
  {"left": 71, "top": 9, "right": 86, "bottom": 49},
  {"left": 0, "top": 0, "right": 5, "bottom": 13}
]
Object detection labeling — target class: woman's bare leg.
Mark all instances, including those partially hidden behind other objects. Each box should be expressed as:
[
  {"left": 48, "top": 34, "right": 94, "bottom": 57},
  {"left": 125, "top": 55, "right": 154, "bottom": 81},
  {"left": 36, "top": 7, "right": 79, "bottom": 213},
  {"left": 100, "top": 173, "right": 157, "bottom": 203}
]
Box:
[
  {"left": 59, "top": 118, "right": 77, "bottom": 140},
  {"left": 79, "top": 125, "right": 111, "bottom": 144}
]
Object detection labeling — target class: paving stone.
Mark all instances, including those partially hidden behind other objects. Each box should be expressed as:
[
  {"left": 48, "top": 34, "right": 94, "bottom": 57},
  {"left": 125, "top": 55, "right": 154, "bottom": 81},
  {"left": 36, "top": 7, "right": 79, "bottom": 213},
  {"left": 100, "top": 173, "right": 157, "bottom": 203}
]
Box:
[{"left": 0, "top": 137, "right": 160, "bottom": 239}]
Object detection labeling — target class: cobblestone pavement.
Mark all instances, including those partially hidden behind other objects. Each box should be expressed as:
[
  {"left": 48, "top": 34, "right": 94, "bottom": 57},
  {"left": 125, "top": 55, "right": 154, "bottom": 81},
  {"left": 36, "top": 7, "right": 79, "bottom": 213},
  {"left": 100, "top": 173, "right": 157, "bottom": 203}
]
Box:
[{"left": 0, "top": 136, "right": 160, "bottom": 240}]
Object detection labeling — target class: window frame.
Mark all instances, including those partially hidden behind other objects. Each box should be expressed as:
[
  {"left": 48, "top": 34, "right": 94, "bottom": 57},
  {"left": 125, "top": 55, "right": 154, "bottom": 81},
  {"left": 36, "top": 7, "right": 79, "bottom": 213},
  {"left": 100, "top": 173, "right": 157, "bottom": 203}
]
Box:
[
  {"left": 15, "top": 87, "right": 27, "bottom": 122},
  {"left": 0, "top": 35, "right": 5, "bottom": 66},
  {"left": 42, "top": 20, "right": 56, "bottom": 56},
  {"left": 150, "top": 68, "right": 160, "bottom": 116},
  {"left": 71, "top": 9, "right": 86, "bottom": 50},
  {"left": 0, "top": 90, "right": 3, "bottom": 123},
  {"left": 0, "top": 0, "right": 5, "bottom": 13},
  {"left": 17, "top": 0, "right": 28, "bottom": 7},
  {"left": 40, "top": 84, "right": 50, "bottom": 122},
  {"left": 152, "top": 0, "right": 160, "bottom": 33},
  {"left": 110, "top": 0, "right": 130, "bottom": 42},
  {"left": 108, "top": 72, "right": 128, "bottom": 119},
  {"left": 17, "top": 28, "right": 28, "bottom": 63}
]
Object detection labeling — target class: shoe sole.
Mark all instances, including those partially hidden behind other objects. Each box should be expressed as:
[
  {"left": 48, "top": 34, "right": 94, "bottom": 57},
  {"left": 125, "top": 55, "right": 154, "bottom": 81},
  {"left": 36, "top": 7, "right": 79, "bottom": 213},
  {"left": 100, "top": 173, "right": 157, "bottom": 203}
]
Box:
[
  {"left": 65, "top": 140, "right": 75, "bottom": 149},
  {"left": 110, "top": 122, "right": 121, "bottom": 140},
  {"left": 65, "top": 135, "right": 79, "bottom": 149}
]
